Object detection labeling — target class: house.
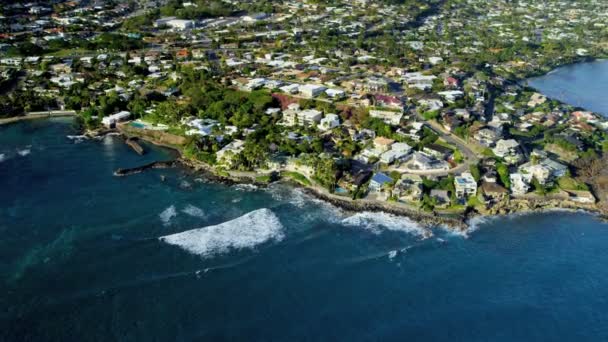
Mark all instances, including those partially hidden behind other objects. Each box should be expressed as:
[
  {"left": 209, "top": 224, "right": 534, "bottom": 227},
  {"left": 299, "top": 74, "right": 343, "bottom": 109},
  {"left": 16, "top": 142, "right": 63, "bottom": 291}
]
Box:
[
  {"left": 374, "top": 94, "right": 403, "bottom": 109},
  {"left": 319, "top": 114, "right": 340, "bottom": 131},
  {"left": 518, "top": 158, "right": 568, "bottom": 184},
  {"left": 282, "top": 104, "right": 322, "bottom": 127},
  {"left": 481, "top": 181, "right": 508, "bottom": 201},
  {"left": 454, "top": 172, "right": 477, "bottom": 199},
  {"left": 300, "top": 84, "right": 326, "bottom": 98},
  {"left": 393, "top": 175, "right": 423, "bottom": 202},
  {"left": 403, "top": 72, "right": 436, "bottom": 90},
  {"left": 242, "top": 12, "right": 268, "bottom": 22},
  {"left": 101, "top": 111, "right": 131, "bottom": 128},
  {"left": 423, "top": 144, "right": 453, "bottom": 159},
  {"left": 430, "top": 189, "right": 450, "bottom": 207},
  {"left": 216, "top": 139, "right": 245, "bottom": 167},
  {"left": 510, "top": 173, "right": 530, "bottom": 195},
  {"left": 438, "top": 90, "right": 464, "bottom": 103},
  {"left": 280, "top": 84, "right": 300, "bottom": 94},
  {"left": 155, "top": 18, "right": 194, "bottom": 30},
  {"left": 474, "top": 128, "right": 501, "bottom": 147},
  {"left": 493, "top": 139, "right": 522, "bottom": 164},
  {"left": 325, "top": 88, "right": 345, "bottom": 99},
  {"left": 369, "top": 172, "right": 393, "bottom": 192},
  {"left": 373, "top": 136, "right": 395, "bottom": 152},
  {"left": 369, "top": 109, "right": 403, "bottom": 126},
  {"left": 380, "top": 149, "right": 409, "bottom": 164},
  {"left": 528, "top": 93, "right": 547, "bottom": 107}
]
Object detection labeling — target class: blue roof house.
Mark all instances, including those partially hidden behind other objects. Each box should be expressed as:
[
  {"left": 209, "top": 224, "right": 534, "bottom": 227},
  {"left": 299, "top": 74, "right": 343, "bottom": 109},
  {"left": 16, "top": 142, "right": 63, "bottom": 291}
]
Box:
[{"left": 369, "top": 172, "right": 393, "bottom": 192}]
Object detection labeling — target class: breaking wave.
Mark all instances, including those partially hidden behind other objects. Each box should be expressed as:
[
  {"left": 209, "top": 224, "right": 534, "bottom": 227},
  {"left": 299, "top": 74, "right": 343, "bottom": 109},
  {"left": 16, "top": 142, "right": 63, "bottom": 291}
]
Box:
[
  {"left": 159, "top": 205, "right": 178, "bottom": 226},
  {"left": 182, "top": 204, "right": 206, "bottom": 219},
  {"left": 341, "top": 212, "right": 431, "bottom": 238},
  {"left": 233, "top": 184, "right": 258, "bottom": 191},
  {"left": 66, "top": 135, "right": 88, "bottom": 143},
  {"left": 17, "top": 148, "right": 31, "bottom": 157},
  {"left": 0, "top": 153, "right": 5, "bottom": 163},
  {"left": 159, "top": 208, "right": 284, "bottom": 258}
]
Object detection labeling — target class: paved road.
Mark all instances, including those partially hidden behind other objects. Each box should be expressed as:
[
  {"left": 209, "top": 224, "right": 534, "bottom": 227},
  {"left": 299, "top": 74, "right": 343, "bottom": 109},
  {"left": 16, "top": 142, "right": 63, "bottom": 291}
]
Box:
[{"left": 406, "top": 113, "right": 480, "bottom": 176}]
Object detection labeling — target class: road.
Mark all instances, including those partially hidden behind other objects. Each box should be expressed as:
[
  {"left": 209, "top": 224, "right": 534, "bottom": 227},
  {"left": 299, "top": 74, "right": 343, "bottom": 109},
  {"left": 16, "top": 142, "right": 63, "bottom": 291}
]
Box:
[{"left": 407, "top": 112, "right": 480, "bottom": 176}]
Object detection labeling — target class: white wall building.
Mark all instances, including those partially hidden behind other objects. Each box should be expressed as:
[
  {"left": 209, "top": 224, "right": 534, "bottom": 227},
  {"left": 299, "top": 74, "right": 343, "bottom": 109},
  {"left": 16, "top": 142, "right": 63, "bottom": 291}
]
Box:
[
  {"left": 102, "top": 111, "right": 131, "bottom": 128},
  {"left": 454, "top": 172, "right": 477, "bottom": 198},
  {"left": 300, "top": 84, "right": 327, "bottom": 98},
  {"left": 319, "top": 114, "right": 340, "bottom": 131}
]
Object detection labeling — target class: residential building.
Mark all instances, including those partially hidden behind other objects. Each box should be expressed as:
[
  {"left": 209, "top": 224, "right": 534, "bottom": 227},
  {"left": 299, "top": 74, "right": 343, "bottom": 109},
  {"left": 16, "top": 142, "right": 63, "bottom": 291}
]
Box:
[
  {"left": 216, "top": 139, "right": 245, "bottom": 167},
  {"left": 369, "top": 109, "right": 403, "bottom": 126},
  {"left": 300, "top": 84, "right": 327, "bottom": 98},
  {"left": 454, "top": 172, "right": 477, "bottom": 199},
  {"left": 282, "top": 104, "right": 322, "bottom": 127},
  {"left": 369, "top": 172, "right": 393, "bottom": 192},
  {"left": 319, "top": 114, "right": 340, "bottom": 131},
  {"left": 393, "top": 175, "right": 423, "bottom": 202},
  {"left": 493, "top": 139, "right": 523, "bottom": 164},
  {"left": 101, "top": 111, "right": 131, "bottom": 128},
  {"left": 510, "top": 173, "right": 530, "bottom": 195}
]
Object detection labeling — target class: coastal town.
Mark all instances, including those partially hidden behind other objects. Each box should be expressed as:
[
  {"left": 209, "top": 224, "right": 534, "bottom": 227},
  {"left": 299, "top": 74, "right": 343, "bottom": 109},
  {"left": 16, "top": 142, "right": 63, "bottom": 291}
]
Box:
[{"left": 1, "top": 0, "right": 608, "bottom": 221}]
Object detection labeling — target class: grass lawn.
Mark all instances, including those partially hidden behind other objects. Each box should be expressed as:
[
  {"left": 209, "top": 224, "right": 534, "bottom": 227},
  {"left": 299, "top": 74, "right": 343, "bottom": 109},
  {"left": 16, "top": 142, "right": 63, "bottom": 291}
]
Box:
[
  {"left": 44, "top": 48, "right": 94, "bottom": 57},
  {"left": 557, "top": 176, "right": 589, "bottom": 191},
  {"left": 283, "top": 171, "right": 312, "bottom": 186}
]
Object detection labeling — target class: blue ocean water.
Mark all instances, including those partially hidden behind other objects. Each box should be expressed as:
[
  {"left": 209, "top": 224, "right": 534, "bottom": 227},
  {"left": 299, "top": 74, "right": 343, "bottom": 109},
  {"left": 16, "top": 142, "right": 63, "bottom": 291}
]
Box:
[
  {"left": 2, "top": 119, "right": 608, "bottom": 341},
  {"left": 527, "top": 59, "right": 608, "bottom": 116}
]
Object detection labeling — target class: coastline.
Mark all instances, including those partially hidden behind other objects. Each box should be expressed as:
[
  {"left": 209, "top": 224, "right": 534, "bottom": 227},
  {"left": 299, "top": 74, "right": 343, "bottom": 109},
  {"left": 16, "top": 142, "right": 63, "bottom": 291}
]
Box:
[
  {"left": 108, "top": 124, "right": 606, "bottom": 232},
  {"left": 0, "top": 111, "right": 77, "bottom": 126}
]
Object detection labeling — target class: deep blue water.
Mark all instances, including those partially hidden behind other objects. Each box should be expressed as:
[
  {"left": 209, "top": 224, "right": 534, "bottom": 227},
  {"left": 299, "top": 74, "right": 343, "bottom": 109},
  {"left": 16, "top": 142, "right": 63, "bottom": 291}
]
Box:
[
  {"left": 3, "top": 119, "right": 608, "bottom": 341},
  {"left": 527, "top": 59, "right": 608, "bottom": 116}
]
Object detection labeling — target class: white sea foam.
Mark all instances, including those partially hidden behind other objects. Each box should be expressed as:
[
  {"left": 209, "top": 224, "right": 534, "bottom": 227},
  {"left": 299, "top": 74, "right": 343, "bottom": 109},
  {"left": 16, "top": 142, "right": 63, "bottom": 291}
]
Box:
[
  {"left": 17, "top": 148, "right": 31, "bottom": 157},
  {"left": 182, "top": 204, "right": 206, "bottom": 219},
  {"left": 388, "top": 250, "right": 398, "bottom": 259},
  {"left": 159, "top": 208, "right": 284, "bottom": 257},
  {"left": 233, "top": 184, "right": 258, "bottom": 191},
  {"left": 159, "top": 205, "right": 177, "bottom": 226},
  {"left": 466, "top": 215, "right": 497, "bottom": 234},
  {"left": 0, "top": 154, "right": 5, "bottom": 163},
  {"left": 67, "top": 135, "right": 88, "bottom": 143},
  {"left": 341, "top": 211, "right": 431, "bottom": 238}
]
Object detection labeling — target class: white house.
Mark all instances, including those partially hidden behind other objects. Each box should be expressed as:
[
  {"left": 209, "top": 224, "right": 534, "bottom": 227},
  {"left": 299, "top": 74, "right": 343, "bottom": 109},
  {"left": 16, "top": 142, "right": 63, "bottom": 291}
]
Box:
[
  {"left": 300, "top": 84, "right": 327, "bottom": 98},
  {"left": 369, "top": 109, "right": 403, "bottom": 126},
  {"left": 282, "top": 104, "right": 322, "bottom": 127},
  {"left": 319, "top": 114, "right": 340, "bottom": 131},
  {"left": 325, "top": 88, "right": 345, "bottom": 99},
  {"left": 454, "top": 172, "right": 477, "bottom": 199},
  {"left": 510, "top": 173, "right": 530, "bottom": 195},
  {"left": 519, "top": 158, "right": 568, "bottom": 185},
  {"left": 493, "top": 139, "right": 522, "bottom": 164},
  {"left": 216, "top": 140, "right": 245, "bottom": 167},
  {"left": 280, "top": 84, "right": 300, "bottom": 94},
  {"left": 102, "top": 111, "right": 131, "bottom": 128},
  {"left": 155, "top": 17, "right": 194, "bottom": 30}
]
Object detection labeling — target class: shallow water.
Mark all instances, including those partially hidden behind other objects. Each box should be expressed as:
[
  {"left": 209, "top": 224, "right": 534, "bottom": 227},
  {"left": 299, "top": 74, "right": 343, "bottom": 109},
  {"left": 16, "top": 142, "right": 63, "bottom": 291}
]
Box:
[
  {"left": 2, "top": 119, "right": 608, "bottom": 341},
  {"left": 527, "top": 59, "right": 608, "bottom": 116}
]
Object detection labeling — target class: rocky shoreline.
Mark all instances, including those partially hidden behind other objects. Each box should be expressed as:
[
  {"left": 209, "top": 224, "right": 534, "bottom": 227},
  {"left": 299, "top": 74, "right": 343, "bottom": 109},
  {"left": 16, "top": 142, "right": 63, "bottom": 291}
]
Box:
[{"left": 105, "top": 124, "right": 607, "bottom": 232}]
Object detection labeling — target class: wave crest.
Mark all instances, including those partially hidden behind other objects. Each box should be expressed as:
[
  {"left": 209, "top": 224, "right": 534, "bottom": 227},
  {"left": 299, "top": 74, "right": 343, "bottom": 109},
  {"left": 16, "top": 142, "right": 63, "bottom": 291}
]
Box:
[
  {"left": 159, "top": 205, "right": 177, "bottom": 226},
  {"left": 341, "top": 211, "right": 431, "bottom": 238},
  {"left": 159, "top": 208, "right": 284, "bottom": 257},
  {"left": 182, "top": 204, "right": 206, "bottom": 219},
  {"left": 17, "top": 148, "right": 31, "bottom": 157}
]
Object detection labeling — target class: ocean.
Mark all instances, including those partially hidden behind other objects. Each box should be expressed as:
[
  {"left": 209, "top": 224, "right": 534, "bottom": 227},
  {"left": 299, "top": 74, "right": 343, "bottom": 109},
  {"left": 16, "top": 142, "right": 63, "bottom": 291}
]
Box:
[
  {"left": 527, "top": 59, "right": 608, "bottom": 117},
  {"left": 2, "top": 118, "right": 608, "bottom": 341}
]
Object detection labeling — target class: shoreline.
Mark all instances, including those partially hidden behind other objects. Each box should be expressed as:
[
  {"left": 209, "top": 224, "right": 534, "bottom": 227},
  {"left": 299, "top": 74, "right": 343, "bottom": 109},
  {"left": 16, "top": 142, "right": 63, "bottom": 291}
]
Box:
[
  {"left": 0, "top": 112, "right": 77, "bottom": 126},
  {"left": 110, "top": 127, "right": 606, "bottom": 232}
]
